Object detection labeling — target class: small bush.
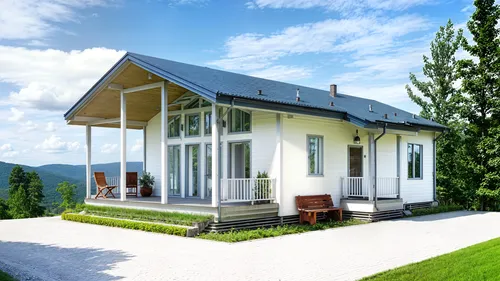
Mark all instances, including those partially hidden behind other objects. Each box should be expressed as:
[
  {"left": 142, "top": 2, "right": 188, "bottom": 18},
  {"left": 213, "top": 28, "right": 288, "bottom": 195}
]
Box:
[
  {"left": 198, "top": 219, "right": 366, "bottom": 242},
  {"left": 62, "top": 213, "right": 188, "bottom": 236},
  {"left": 410, "top": 204, "right": 463, "bottom": 217},
  {"left": 77, "top": 204, "right": 213, "bottom": 226}
]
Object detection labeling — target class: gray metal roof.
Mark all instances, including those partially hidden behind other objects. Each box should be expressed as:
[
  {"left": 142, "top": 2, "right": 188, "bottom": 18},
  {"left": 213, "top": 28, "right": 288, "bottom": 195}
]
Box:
[{"left": 65, "top": 52, "right": 445, "bottom": 131}]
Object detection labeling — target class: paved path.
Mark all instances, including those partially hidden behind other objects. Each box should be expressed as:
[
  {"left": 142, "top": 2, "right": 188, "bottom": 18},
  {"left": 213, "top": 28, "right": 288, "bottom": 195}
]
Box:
[{"left": 1, "top": 211, "right": 500, "bottom": 281}]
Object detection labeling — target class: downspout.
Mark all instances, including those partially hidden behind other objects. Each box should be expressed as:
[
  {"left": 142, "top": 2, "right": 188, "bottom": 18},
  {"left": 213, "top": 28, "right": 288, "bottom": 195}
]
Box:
[
  {"left": 216, "top": 98, "right": 234, "bottom": 221},
  {"left": 373, "top": 123, "right": 387, "bottom": 211},
  {"left": 433, "top": 130, "right": 446, "bottom": 202}
]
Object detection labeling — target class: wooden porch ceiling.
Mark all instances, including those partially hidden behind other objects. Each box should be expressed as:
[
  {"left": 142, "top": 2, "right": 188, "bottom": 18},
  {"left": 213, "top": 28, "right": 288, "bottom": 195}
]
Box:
[{"left": 68, "top": 63, "right": 188, "bottom": 129}]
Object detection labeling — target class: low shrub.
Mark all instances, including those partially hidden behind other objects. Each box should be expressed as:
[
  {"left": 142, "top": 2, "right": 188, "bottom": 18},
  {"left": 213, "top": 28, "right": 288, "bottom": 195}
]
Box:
[
  {"left": 198, "top": 219, "right": 366, "bottom": 242},
  {"left": 74, "top": 204, "right": 213, "bottom": 226},
  {"left": 410, "top": 204, "right": 463, "bottom": 217},
  {"left": 62, "top": 213, "right": 188, "bottom": 237}
]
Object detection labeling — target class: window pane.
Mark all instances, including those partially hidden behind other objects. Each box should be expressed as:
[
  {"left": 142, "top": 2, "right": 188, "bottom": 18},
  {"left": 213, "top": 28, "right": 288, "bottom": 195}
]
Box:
[
  {"left": 204, "top": 112, "right": 212, "bottom": 135},
  {"left": 186, "top": 114, "right": 200, "bottom": 136},
  {"left": 168, "top": 146, "right": 180, "bottom": 195},
  {"left": 308, "top": 137, "right": 322, "bottom": 175},
  {"left": 229, "top": 109, "right": 251, "bottom": 133},
  {"left": 242, "top": 111, "right": 251, "bottom": 131},
  {"left": 244, "top": 142, "right": 251, "bottom": 178},
  {"left": 201, "top": 99, "right": 211, "bottom": 107},
  {"left": 407, "top": 144, "right": 413, "bottom": 178},
  {"left": 168, "top": 116, "right": 180, "bottom": 138},
  {"left": 415, "top": 145, "right": 421, "bottom": 178}
]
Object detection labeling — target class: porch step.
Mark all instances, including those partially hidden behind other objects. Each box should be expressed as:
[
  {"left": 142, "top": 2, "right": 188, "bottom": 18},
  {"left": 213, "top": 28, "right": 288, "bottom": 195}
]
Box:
[
  {"left": 220, "top": 203, "right": 279, "bottom": 221},
  {"left": 343, "top": 210, "right": 403, "bottom": 222},
  {"left": 404, "top": 201, "right": 434, "bottom": 210},
  {"left": 205, "top": 214, "right": 328, "bottom": 233}
]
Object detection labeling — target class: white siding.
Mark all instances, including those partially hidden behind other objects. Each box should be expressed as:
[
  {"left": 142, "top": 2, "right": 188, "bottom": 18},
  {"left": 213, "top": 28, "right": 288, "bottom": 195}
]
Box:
[
  {"left": 399, "top": 132, "right": 434, "bottom": 203},
  {"left": 251, "top": 111, "right": 276, "bottom": 176},
  {"left": 280, "top": 116, "right": 371, "bottom": 216},
  {"left": 376, "top": 134, "right": 397, "bottom": 178}
]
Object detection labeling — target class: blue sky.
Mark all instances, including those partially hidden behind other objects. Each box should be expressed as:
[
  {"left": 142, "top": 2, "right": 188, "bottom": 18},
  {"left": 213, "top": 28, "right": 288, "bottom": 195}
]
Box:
[{"left": 0, "top": 0, "right": 474, "bottom": 166}]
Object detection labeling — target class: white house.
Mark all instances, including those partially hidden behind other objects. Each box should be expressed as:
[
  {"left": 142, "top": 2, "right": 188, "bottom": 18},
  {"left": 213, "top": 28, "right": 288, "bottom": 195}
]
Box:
[{"left": 64, "top": 52, "right": 445, "bottom": 222}]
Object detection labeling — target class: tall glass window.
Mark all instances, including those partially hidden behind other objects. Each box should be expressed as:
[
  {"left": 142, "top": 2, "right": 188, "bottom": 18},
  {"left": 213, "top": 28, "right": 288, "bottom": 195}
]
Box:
[
  {"left": 168, "top": 145, "right": 181, "bottom": 195},
  {"left": 408, "top": 143, "right": 423, "bottom": 179},
  {"left": 168, "top": 115, "right": 180, "bottom": 138},
  {"left": 204, "top": 112, "right": 212, "bottom": 135},
  {"left": 185, "top": 114, "right": 200, "bottom": 136},
  {"left": 229, "top": 109, "right": 251, "bottom": 133},
  {"left": 308, "top": 136, "right": 324, "bottom": 175}
]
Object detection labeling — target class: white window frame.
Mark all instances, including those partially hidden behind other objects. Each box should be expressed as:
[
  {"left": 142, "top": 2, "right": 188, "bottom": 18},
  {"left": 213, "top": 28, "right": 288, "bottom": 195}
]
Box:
[
  {"left": 307, "top": 135, "right": 324, "bottom": 176},
  {"left": 168, "top": 115, "right": 180, "bottom": 138},
  {"left": 229, "top": 109, "right": 251, "bottom": 134},
  {"left": 407, "top": 143, "right": 423, "bottom": 180},
  {"left": 185, "top": 113, "right": 201, "bottom": 137}
]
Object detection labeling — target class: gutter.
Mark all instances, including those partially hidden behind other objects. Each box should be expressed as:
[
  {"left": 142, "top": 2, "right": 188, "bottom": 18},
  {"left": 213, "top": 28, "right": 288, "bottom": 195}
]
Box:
[
  {"left": 433, "top": 130, "right": 446, "bottom": 202},
  {"left": 373, "top": 123, "right": 387, "bottom": 211}
]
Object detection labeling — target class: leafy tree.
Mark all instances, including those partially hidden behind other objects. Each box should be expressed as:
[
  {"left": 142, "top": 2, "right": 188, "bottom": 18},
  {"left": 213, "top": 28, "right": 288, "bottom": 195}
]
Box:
[
  {"left": 7, "top": 166, "right": 45, "bottom": 218},
  {"left": 0, "top": 198, "right": 10, "bottom": 220},
  {"left": 56, "top": 181, "right": 77, "bottom": 210},
  {"left": 457, "top": 0, "right": 500, "bottom": 210},
  {"left": 406, "top": 20, "right": 468, "bottom": 206}
]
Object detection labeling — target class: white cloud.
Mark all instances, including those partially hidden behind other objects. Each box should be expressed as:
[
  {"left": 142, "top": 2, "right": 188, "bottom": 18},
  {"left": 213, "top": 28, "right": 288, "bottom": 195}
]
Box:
[
  {"left": 0, "top": 0, "right": 115, "bottom": 41},
  {"left": 131, "top": 139, "right": 143, "bottom": 153},
  {"left": 7, "top": 108, "right": 24, "bottom": 121},
  {"left": 209, "top": 15, "right": 430, "bottom": 72},
  {"left": 101, "top": 143, "right": 118, "bottom": 154},
  {"left": 0, "top": 46, "right": 125, "bottom": 110},
  {"left": 45, "top": 121, "right": 57, "bottom": 132},
  {"left": 35, "top": 135, "right": 80, "bottom": 153},
  {"left": 246, "top": 0, "right": 431, "bottom": 13},
  {"left": 18, "top": 121, "right": 39, "bottom": 133},
  {"left": 0, "top": 143, "right": 19, "bottom": 158}
]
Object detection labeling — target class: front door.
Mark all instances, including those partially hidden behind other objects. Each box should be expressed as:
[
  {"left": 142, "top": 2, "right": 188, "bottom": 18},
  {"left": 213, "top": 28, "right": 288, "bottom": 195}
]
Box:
[
  {"left": 168, "top": 145, "right": 181, "bottom": 196},
  {"left": 229, "top": 142, "right": 250, "bottom": 178},
  {"left": 348, "top": 146, "right": 364, "bottom": 197},
  {"left": 186, "top": 144, "right": 200, "bottom": 197},
  {"left": 349, "top": 146, "right": 363, "bottom": 177}
]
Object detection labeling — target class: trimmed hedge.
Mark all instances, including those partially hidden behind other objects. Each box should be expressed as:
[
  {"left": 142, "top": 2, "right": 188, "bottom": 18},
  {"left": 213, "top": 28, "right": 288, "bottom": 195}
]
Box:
[
  {"left": 410, "top": 204, "right": 463, "bottom": 217},
  {"left": 75, "top": 204, "right": 213, "bottom": 226},
  {"left": 62, "top": 213, "right": 188, "bottom": 237}
]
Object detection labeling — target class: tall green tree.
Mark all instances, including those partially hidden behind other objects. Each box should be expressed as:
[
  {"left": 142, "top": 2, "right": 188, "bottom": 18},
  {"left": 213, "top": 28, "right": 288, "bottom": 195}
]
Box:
[
  {"left": 0, "top": 198, "right": 11, "bottom": 220},
  {"left": 56, "top": 181, "right": 77, "bottom": 210},
  {"left": 457, "top": 0, "right": 500, "bottom": 210},
  {"left": 406, "top": 20, "right": 468, "bottom": 206},
  {"left": 7, "top": 166, "right": 45, "bottom": 218}
]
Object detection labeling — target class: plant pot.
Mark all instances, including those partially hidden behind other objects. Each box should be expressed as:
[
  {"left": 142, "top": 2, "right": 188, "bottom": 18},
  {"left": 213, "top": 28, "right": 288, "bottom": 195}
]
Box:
[{"left": 140, "top": 186, "right": 153, "bottom": 197}]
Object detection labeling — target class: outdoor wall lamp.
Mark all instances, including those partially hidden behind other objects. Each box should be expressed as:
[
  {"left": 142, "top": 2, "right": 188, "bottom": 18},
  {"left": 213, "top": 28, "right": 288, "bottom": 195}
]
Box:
[
  {"left": 180, "top": 124, "right": 184, "bottom": 131},
  {"left": 354, "top": 129, "right": 361, "bottom": 144}
]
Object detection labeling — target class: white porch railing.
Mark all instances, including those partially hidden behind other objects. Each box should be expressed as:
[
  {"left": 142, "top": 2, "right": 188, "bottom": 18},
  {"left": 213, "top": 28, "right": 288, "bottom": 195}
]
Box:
[
  {"left": 221, "top": 178, "right": 276, "bottom": 203},
  {"left": 341, "top": 177, "right": 399, "bottom": 199},
  {"left": 106, "top": 176, "right": 120, "bottom": 187}
]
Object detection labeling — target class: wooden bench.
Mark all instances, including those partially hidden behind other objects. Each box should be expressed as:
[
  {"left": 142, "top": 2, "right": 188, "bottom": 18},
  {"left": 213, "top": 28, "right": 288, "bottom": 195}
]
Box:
[{"left": 295, "top": 194, "right": 343, "bottom": 225}]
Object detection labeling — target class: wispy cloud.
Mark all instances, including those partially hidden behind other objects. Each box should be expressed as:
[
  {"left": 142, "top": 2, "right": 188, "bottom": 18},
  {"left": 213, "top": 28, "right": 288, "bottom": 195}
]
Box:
[
  {"left": 0, "top": 0, "right": 116, "bottom": 41},
  {"left": 246, "top": 0, "right": 432, "bottom": 14},
  {"left": 35, "top": 135, "right": 80, "bottom": 154}
]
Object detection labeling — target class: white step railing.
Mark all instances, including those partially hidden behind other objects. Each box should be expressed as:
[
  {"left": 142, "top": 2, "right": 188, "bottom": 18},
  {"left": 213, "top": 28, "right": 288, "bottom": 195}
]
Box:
[
  {"left": 341, "top": 177, "right": 399, "bottom": 199},
  {"left": 221, "top": 178, "right": 276, "bottom": 203}
]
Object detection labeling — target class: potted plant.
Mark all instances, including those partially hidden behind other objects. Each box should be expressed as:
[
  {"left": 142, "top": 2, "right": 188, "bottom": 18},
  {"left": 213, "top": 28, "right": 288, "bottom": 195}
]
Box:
[{"left": 139, "top": 172, "right": 155, "bottom": 197}]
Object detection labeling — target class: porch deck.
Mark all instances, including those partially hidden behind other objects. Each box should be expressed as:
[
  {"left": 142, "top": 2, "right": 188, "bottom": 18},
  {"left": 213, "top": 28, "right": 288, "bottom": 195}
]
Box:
[{"left": 85, "top": 196, "right": 279, "bottom": 222}]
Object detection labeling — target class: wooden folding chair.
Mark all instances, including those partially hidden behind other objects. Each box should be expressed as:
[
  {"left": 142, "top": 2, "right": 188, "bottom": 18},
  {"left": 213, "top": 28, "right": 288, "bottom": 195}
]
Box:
[
  {"left": 94, "top": 172, "right": 117, "bottom": 199},
  {"left": 126, "top": 172, "right": 138, "bottom": 197}
]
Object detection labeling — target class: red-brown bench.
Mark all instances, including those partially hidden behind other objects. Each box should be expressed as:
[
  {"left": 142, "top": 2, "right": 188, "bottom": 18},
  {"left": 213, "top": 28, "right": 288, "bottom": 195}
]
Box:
[{"left": 295, "top": 194, "right": 343, "bottom": 225}]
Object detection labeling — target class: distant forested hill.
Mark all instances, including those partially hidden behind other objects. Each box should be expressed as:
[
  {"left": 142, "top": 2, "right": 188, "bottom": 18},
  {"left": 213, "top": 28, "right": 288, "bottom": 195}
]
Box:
[{"left": 0, "top": 161, "right": 142, "bottom": 206}]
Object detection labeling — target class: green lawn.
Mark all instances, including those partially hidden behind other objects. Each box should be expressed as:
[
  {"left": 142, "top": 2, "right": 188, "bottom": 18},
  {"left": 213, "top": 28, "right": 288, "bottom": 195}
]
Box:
[
  {"left": 410, "top": 204, "right": 463, "bottom": 217},
  {"left": 0, "top": 270, "right": 15, "bottom": 281},
  {"left": 198, "top": 219, "right": 366, "bottom": 242},
  {"left": 362, "top": 237, "right": 500, "bottom": 281},
  {"left": 73, "top": 204, "right": 213, "bottom": 226}
]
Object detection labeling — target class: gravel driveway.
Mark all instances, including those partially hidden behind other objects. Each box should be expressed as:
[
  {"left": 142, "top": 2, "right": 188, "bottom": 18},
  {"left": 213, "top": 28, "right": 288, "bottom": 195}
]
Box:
[{"left": 1, "top": 211, "right": 499, "bottom": 281}]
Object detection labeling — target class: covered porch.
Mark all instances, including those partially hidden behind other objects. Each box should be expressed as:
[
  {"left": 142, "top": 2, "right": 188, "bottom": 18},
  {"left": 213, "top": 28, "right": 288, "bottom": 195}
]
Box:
[{"left": 66, "top": 57, "right": 280, "bottom": 221}]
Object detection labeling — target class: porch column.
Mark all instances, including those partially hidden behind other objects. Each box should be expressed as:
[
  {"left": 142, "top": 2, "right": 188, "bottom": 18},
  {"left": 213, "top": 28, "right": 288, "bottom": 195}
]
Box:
[
  {"left": 160, "top": 81, "right": 169, "bottom": 204},
  {"left": 275, "top": 113, "right": 283, "bottom": 215},
  {"left": 143, "top": 126, "right": 147, "bottom": 173},
  {"left": 85, "top": 125, "right": 92, "bottom": 199},
  {"left": 180, "top": 111, "right": 186, "bottom": 198},
  {"left": 200, "top": 141, "right": 206, "bottom": 200},
  {"left": 211, "top": 104, "right": 220, "bottom": 207},
  {"left": 396, "top": 135, "right": 401, "bottom": 199},
  {"left": 120, "top": 89, "right": 127, "bottom": 201},
  {"left": 368, "top": 133, "right": 375, "bottom": 201}
]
